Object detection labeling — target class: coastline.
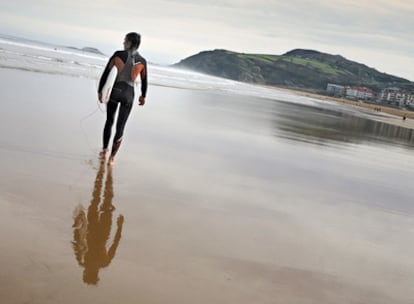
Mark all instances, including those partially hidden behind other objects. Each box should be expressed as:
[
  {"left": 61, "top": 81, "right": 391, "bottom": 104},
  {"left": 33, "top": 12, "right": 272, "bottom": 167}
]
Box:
[{"left": 274, "top": 87, "right": 414, "bottom": 129}]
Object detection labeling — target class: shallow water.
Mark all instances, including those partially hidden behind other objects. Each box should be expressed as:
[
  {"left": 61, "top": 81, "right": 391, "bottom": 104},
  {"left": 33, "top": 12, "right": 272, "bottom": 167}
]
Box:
[{"left": 1, "top": 68, "right": 414, "bottom": 303}]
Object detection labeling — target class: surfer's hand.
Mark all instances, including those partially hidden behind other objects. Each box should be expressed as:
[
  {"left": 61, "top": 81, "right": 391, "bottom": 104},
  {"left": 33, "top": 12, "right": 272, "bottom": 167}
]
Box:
[
  {"left": 98, "top": 93, "right": 103, "bottom": 103},
  {"left": 139, "top": 96, "right": 145, "bottom": 106}
]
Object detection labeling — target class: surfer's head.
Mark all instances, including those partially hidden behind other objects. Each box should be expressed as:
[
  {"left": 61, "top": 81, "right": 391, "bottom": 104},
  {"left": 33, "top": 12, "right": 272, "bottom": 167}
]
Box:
[{"left": 124, "top": 32, "right": 141, "bottom": 51}]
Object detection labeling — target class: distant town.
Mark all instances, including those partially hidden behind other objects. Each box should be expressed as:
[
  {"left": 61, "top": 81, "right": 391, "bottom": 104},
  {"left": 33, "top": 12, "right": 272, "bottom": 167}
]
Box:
[{"left": 326, "top": 84, "right": 414, "bottom": 110}]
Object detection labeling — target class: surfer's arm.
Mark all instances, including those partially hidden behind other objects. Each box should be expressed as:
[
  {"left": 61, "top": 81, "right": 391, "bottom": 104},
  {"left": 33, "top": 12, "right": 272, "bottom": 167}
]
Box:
[
  {"left": 131, "top": 61, "right": 147, "bottom": 98},
  {"left": 140, "top": 62, "right": 148, "bottom": 98},
  {"left": 131, "top": 59, "right": 147, "bottom": 106},
  {"left": 139, "top": 61, "right": 148, "bottom": 106},
  {"left": 103, "top": 215, "right": 124, "bottom": 267},
  {"left": 138, "top": 71, "right": 147, "bottom": 106}
]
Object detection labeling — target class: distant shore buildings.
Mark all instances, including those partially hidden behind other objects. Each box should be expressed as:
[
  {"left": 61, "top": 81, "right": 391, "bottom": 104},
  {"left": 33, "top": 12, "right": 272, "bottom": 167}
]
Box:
[
  {"left": 377, "top": 87, "right": 414, "bottom": 106},
  {"left": 326, "top": 84, "right": 374, "bottom": 101},
  {"left": 326, "top": 83, "right": 414, "bottom": 108}
]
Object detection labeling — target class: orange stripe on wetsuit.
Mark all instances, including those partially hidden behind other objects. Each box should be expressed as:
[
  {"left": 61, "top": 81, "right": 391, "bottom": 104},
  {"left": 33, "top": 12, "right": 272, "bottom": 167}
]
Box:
[
  {"left": 98, "top": 50, "right": 148, "bottom": 98},
  {"left": 108, "top": 57, "right": 145, "bottom": 83},
  {"left": 131, "top": 63, "right": 145, "bottom": 83}
]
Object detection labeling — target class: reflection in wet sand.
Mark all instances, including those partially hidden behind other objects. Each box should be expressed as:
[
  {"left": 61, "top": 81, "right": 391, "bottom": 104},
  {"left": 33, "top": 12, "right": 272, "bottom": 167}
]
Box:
[
  {"left": 273, "top": 102, "right": 414, "bottom": 147},
  {"left": 1, "top": 68, "right": 414, "bottom": 303},
  {"left": 72, "top": 162, "right": 124, "bottom": 285}
]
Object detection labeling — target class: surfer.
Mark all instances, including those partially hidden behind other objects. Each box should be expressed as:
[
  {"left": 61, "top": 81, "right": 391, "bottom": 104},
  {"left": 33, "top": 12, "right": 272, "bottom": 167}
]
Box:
[{"left": 98, "top": 32, "right": 148, "bottom": 165}]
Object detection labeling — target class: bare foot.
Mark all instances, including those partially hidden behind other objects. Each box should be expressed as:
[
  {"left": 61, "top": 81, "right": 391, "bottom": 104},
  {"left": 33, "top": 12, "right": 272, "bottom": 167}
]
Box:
[
  {"left": 108, "top": 156, "right": 115, "bottom": 166},
  {"left": 99, "top": 149, "right": 108, "bottom": 160}
]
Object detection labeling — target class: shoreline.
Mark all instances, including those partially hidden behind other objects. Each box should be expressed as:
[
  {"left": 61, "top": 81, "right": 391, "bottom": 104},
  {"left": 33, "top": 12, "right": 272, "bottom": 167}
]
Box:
[{"left": 273, "top": 86, "right": 414, "bottom": 129}]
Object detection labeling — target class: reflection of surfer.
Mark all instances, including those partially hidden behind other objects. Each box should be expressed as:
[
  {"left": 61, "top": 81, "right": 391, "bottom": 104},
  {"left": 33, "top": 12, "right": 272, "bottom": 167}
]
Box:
[
  {"left": 72, "top": 162, "right": 124, "bottom": 285},
  {"left": 98, "top": 32, "right": 148, "bottom": 166}
]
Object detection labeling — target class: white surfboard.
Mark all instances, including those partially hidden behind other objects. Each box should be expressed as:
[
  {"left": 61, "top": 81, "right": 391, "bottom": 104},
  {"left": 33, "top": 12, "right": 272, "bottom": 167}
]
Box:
[{"left": 101, "top": 66, "right": 118, "bottom": 104}]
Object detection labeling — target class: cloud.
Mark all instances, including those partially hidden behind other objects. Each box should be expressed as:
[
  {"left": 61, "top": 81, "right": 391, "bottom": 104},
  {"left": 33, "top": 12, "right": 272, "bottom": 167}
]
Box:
[{"left": 1, "top": 0, "right": 413, "bottom": 79}]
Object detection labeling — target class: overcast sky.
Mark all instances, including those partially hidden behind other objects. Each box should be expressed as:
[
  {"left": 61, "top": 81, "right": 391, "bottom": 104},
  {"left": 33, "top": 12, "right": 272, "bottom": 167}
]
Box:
[{"left": 1, "top": 0, "right": 413, "bottom": 80}]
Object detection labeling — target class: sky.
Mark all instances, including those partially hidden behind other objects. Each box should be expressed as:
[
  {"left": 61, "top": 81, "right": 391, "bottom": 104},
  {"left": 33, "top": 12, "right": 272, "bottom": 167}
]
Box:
[{"left": 1, "top": 0, "right": 414, "bottom": 80}]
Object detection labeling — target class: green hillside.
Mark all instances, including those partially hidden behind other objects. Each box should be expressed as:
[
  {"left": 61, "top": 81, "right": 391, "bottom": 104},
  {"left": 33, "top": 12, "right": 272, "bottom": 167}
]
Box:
[{"left": 173, "top": 49, "right": 414, "bottom": 93}]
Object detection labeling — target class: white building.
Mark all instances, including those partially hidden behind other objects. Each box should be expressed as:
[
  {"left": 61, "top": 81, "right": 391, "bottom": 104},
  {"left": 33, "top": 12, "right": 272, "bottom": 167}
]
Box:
[
  {"left": 326, "top": 83, "right": 345, "bottom": 96},
  {"left": 379, "top": 88, "right": 414, "bottom": 106},
  {"left": 345, "top": 86, "right": 374, "bottom": 100}
]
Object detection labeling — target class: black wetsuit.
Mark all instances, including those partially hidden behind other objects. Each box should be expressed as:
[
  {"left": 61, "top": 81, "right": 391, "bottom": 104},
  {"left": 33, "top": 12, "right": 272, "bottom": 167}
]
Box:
[{"left": 98, "top": 50, "right": 148, "bottom": 152}]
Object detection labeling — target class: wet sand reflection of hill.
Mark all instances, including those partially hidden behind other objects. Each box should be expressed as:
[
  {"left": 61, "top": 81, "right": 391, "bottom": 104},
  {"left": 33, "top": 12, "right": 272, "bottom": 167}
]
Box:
[{"left": 273, "top": 103, "right": 414, "bottom": 147}]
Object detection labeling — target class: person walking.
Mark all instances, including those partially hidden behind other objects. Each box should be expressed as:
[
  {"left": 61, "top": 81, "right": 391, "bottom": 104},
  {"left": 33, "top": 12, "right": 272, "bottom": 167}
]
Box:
[{"left": 98, "top": 32, "right": 148, "bottom": 165}]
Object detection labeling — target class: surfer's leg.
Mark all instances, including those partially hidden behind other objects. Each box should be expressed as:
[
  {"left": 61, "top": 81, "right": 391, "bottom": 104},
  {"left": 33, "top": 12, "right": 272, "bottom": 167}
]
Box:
[
  {"left": 103, "top": 101, "right": 118, "bottom": 152},
  {"left": 108, "top": 100, "right": 133, "bottom": 165},
  {"left": 108, "top": 138, "right": 121, "bottom": 166},
  {"left": 114, "top": 102, "right": 133, "bottom": 143},
  {"left": 99, "top": 149, "right": 107, "bottom": 160}
]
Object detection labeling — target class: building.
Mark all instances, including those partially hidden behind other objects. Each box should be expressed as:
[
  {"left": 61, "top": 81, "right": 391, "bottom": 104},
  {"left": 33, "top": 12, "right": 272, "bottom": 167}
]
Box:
[
  {"left": 378, "top": 88, "right": 414, "bottom": 106},
  {"left": 326, "top": 83, "right": 345, "bottom": 96},
  {"left": 345, "top": 86, "right": 374, "bottom": 100},
  {"left": 327, "top": 84, "right": 374, "bottom": 100},
  {"left": 378, "top": 87, "right": 400, "bottom": 103}
]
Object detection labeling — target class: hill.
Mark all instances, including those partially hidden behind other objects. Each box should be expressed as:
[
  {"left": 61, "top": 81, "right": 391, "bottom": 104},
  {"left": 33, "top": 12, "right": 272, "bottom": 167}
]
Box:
[
  {"left": 67, "top": 46, "right": 105, "bottom": 55},
  {"left": 173, "top": 49, "right": 414, "bottom": 93}
]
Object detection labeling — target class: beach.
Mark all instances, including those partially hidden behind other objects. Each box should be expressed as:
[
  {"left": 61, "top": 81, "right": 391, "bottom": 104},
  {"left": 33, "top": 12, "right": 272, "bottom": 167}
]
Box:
[
  {"left": 291, "top": 89, "right": 414, "bottom": 128},
  {"left": 1, "top": 35, "right": 414, "bottom": 303}
]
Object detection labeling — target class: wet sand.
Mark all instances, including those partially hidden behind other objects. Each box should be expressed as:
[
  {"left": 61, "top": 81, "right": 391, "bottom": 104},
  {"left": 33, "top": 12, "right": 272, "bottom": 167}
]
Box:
[
  {"left": 277, "top": 87, "right": 414, "bottom": 129},
  {"left": 1, "top": 68, "right": 414, "bottom": 303}
]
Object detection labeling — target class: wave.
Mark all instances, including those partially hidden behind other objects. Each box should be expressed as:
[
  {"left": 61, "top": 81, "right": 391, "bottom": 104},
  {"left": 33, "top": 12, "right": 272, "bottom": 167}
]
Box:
[
  {"left": 0, "top": 34, "right": 389, "bottom": 116},
  {"left": 0, "top": 35, "right": 330, "bottom": 106}
]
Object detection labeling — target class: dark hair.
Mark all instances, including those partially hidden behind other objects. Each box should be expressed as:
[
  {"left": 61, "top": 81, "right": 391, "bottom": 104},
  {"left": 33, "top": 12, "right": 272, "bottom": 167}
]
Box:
[{"left": 125, "top": 32, "right": 141, "bottom": 50}]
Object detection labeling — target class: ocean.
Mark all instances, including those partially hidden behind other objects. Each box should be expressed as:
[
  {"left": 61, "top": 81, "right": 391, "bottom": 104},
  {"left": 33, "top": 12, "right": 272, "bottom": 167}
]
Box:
[{"left": 0, "top": 34, "right": 413, "bottom": 304}]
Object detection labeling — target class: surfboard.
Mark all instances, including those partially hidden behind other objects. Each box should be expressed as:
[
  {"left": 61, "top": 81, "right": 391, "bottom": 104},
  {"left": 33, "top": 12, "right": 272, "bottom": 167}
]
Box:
[{"left": 101, "top": 66, "right": 118, "bottom": 104}]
